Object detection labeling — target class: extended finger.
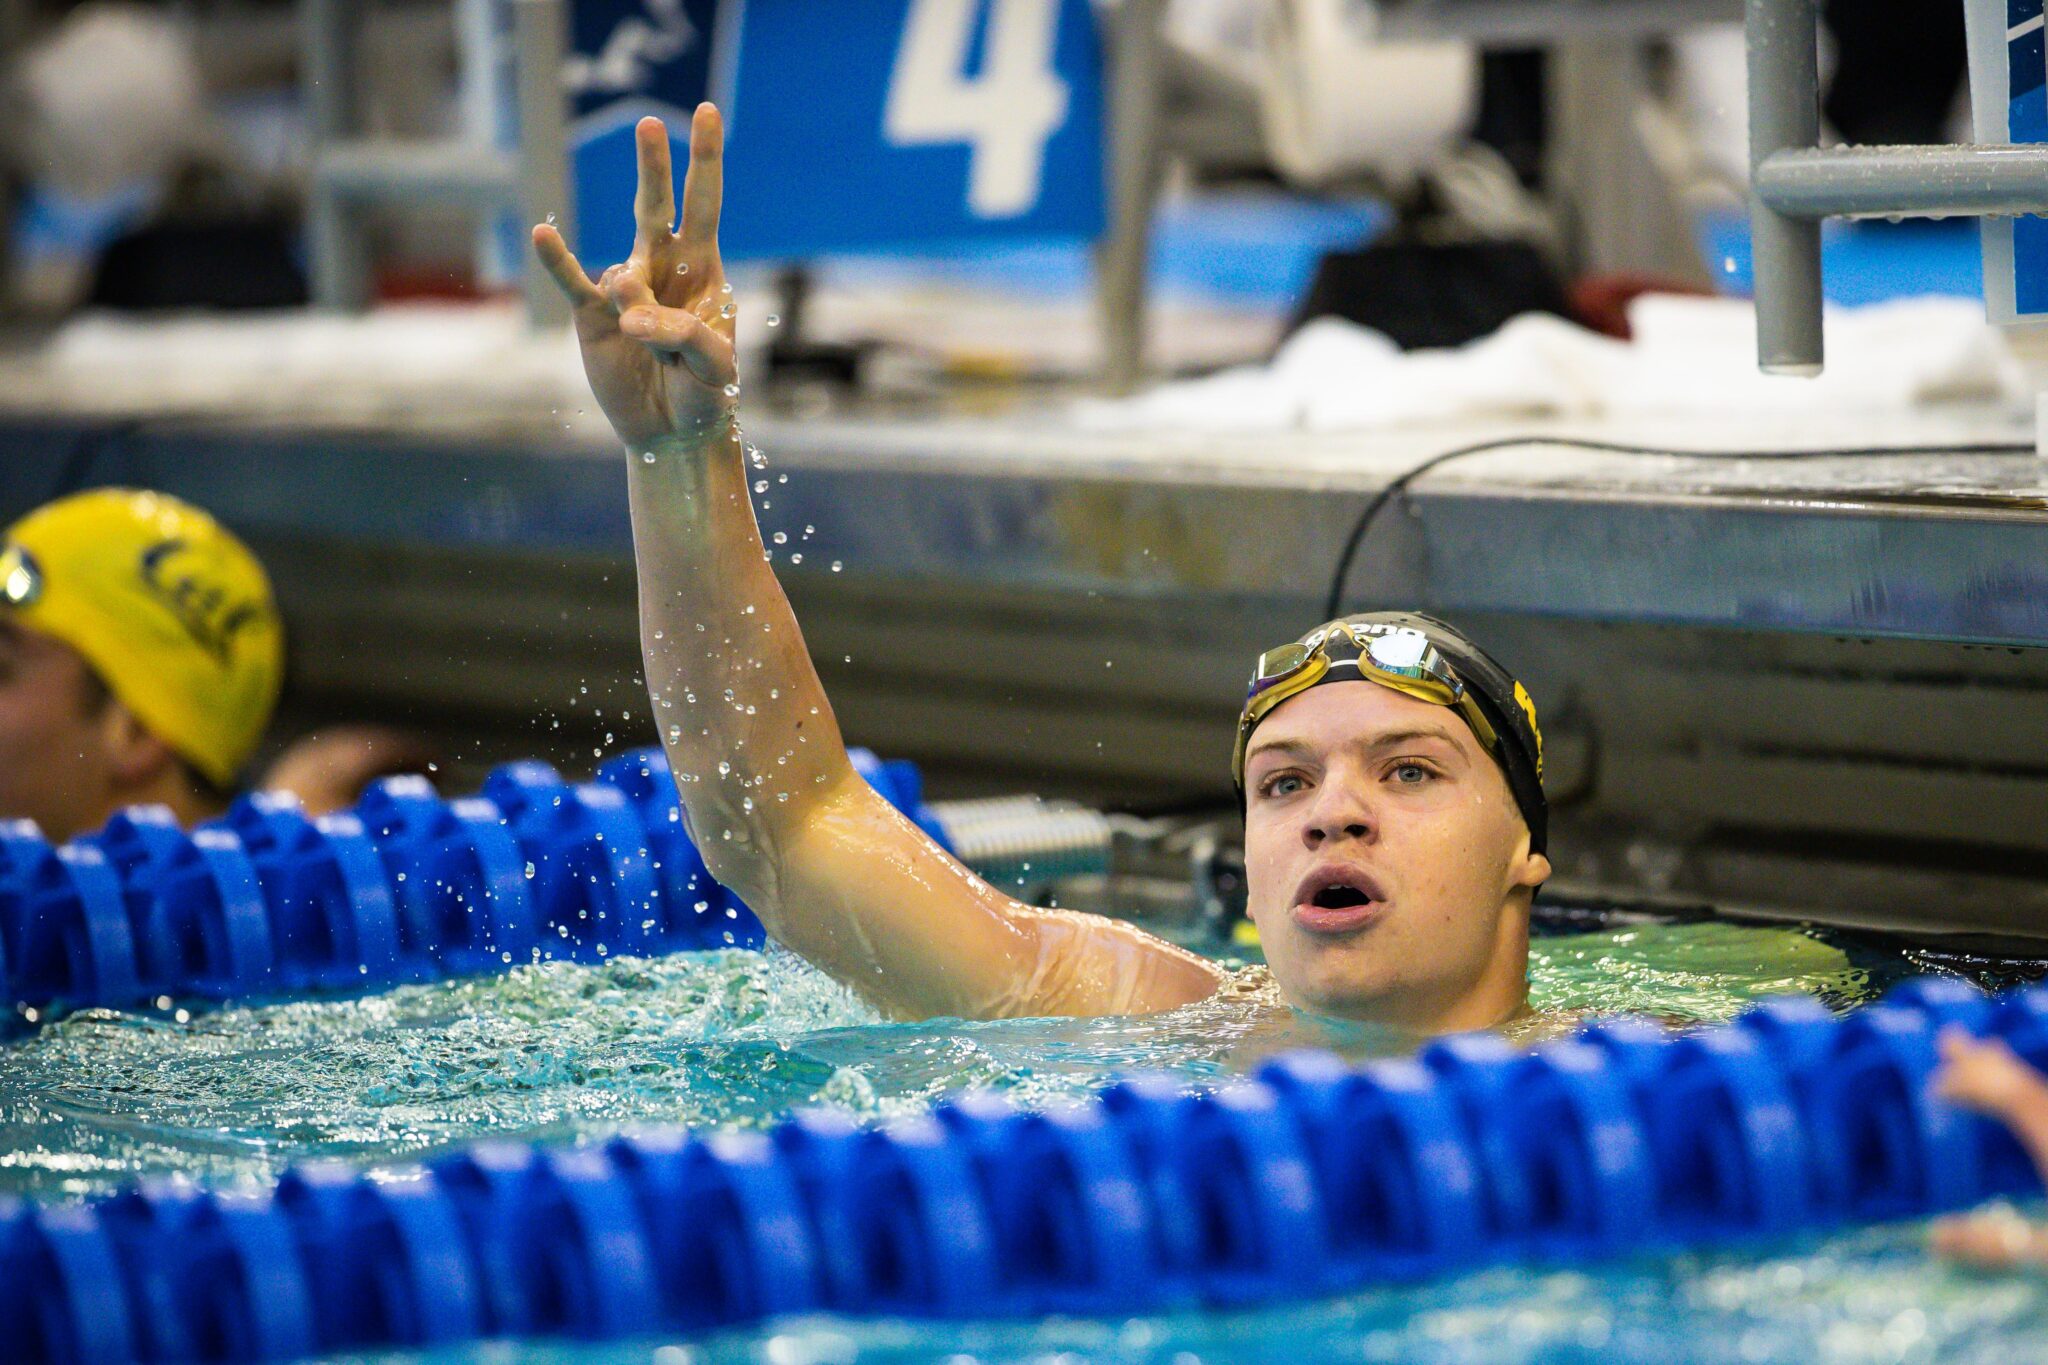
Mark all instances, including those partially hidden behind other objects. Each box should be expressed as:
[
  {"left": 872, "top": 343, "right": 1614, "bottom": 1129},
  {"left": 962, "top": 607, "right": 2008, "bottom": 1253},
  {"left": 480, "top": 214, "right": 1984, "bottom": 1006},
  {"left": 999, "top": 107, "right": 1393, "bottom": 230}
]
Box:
[
  {"left": 632, "top": 116, "right": 677, "bottom": 257},
  {"left": 679, "top": 103, "right": 724, "bottom": 253},
  {"left": 620, "top": 304, "right": 738, "bottom": 387},
  {"left": 532, "top": 225, "right": 606, "bottom": 309}
]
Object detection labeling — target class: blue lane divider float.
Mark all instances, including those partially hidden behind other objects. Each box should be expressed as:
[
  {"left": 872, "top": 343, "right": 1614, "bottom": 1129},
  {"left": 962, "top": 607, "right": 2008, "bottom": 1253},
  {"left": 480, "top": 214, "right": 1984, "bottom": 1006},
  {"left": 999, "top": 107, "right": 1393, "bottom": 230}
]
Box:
[
  {"left": 1, "top": 748, "right": 946, "bottom": 1011},
  {"left": 2, "top": 974, "right": 2043, "bottom": 1364}
]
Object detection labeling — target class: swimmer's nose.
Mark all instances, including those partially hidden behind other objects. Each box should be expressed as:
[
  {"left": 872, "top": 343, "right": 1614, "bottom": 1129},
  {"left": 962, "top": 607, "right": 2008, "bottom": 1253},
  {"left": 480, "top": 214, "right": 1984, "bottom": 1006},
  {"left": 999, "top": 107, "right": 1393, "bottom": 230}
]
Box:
[{"left": 1301, "top": 779, "right": 1377, "bottom": 849}]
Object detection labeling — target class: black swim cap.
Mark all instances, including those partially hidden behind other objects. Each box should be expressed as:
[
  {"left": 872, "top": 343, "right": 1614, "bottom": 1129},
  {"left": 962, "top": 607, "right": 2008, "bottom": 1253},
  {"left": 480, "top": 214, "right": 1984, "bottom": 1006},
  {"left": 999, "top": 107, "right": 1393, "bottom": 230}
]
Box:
[{"left": 1236, "top": 611, "right": 1548, "bottom": 855}]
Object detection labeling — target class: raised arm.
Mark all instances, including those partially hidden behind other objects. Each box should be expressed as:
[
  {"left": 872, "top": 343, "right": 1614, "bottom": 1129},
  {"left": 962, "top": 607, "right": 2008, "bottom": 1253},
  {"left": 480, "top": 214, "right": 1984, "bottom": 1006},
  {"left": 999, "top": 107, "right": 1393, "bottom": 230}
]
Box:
[{"left": 533, "top": 106, "right": 1222, "bottom": 1020}]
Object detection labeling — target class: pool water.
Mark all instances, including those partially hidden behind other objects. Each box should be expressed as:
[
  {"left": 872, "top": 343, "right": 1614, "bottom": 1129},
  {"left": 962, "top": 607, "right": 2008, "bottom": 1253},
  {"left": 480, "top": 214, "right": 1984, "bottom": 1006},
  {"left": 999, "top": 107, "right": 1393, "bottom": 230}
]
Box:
[{"left": 4, "top": 917, "right": 2041, "bottom": 1363}]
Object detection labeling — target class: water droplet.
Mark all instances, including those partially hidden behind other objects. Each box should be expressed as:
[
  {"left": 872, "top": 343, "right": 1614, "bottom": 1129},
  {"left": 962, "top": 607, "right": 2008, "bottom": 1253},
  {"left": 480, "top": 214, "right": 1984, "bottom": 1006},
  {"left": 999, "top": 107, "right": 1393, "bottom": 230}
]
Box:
[
  {"left": 719, "top": 303, "right": 736, "bottom": 319},
  {"left": 676, "top": 262, "right": 690, "bottom": 274},
  {"left": 546, "top": 212, "right": 557, "bottom": 225},
  {"left": 765, "top": 313, "right": 781, "bottom": 327},
  {"left": 790, "top": 553, "right": 803, "bottom": 564},
  {"left": 830, "top": 560, "right": 843, "bottom": 572},
  {"left": 754, "top": 479, "right": 769, "bottom": 493},
  {"left": 524, "top": 861, "right": 536, "bottom": 878},
  {"left": 717, "top": 760, "right": 732, "bottom": 777},
  {"left": 772, "top": 531, "right": 787, "bottom": 544},
  {"left": 720, "top": 281, "right": 733, "bottom": 294},
  {"left": 724, "top": 383, "right": 740, "bottom": 397},
  {"left": 642, "top": 449, "right": 658, "bottom": 464}
]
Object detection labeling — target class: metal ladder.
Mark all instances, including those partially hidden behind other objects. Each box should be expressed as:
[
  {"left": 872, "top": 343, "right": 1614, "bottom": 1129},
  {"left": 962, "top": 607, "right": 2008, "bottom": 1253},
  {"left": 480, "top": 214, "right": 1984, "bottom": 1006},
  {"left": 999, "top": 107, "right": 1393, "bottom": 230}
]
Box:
[
  {"left": 300, "top": 0, "right": 570, "bottom": 328},
  {"left": 1747, "top": 0, "right": 2048, "bottom": 372}
]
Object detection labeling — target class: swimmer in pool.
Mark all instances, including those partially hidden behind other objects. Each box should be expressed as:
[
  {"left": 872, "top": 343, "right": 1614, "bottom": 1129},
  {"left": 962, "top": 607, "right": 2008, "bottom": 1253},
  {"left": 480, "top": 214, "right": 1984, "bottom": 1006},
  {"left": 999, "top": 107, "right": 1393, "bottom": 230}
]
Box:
[
  {"left": 0, "top": 488, "right": 428, "bottom": 839},
  {"left": 0, "top": 489, "right": 285, "bottom": 840},
  {"left": 534, "top": 105, "right": 1550, "bottom": 1033}
]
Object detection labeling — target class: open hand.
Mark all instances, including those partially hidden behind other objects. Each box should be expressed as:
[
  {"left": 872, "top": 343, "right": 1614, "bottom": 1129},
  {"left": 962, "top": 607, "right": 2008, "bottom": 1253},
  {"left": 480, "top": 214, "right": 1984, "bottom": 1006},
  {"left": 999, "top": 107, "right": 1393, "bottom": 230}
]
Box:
[{"left": 533, "top": 104, "right": 738, "bottom": 454}]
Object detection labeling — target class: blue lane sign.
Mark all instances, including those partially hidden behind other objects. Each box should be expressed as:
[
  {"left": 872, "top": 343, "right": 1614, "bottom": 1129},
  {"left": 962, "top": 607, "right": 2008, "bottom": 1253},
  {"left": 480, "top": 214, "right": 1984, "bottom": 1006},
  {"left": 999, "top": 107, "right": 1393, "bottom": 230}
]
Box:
[
  {"left": 1966, "top": 0, "right": 2048, "bottom": 319},
  {"left": 568, "top": 0, "right": 1105, "bottom": 267}
]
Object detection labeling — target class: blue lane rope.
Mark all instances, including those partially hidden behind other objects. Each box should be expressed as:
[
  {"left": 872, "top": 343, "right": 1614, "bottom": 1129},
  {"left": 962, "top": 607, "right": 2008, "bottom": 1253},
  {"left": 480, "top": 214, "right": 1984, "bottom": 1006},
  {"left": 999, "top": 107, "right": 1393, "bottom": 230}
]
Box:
[
  {"left": 0, "top": 975, "right": 2040, "bottom": 1363},
  {"left": 0, "top": 748, "right": 946, "bottom": 1011}
]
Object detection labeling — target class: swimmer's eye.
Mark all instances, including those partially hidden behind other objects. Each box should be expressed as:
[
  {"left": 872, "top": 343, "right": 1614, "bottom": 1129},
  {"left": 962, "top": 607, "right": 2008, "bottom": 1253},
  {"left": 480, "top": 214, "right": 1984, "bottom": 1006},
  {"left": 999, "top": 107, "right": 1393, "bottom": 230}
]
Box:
[
  {"left": 1388, "top": 761, "right": 1436, "bottom": 786},
  {"left": 1257, "top": 772, "right": 1307, "bottom": 799}
]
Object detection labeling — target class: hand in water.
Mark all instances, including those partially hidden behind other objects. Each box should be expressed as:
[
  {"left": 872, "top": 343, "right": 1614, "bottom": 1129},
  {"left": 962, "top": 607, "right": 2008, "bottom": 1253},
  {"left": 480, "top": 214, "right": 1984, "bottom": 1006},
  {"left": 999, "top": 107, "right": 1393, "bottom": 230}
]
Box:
[
  {"left": 532, "top": 104, "right": 738, "bottom": 453},
  {"left": 1934, "top": 1029, "right": 2046, "bottom": 1117},
  {"left": 1930, "top": 1028, "right": 2048, "bottom": 1270}
]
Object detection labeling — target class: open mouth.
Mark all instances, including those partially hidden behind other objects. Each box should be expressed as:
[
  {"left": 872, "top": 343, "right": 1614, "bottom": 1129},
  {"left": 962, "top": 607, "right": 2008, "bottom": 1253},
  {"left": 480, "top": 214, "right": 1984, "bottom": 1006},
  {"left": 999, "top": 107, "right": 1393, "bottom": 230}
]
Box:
[
  {"left": 1291, "top": 867, "right": 1387, "bottom": 932},
  {"left": 1311, "top": 884, "right": 1374, "bottom": 911}
]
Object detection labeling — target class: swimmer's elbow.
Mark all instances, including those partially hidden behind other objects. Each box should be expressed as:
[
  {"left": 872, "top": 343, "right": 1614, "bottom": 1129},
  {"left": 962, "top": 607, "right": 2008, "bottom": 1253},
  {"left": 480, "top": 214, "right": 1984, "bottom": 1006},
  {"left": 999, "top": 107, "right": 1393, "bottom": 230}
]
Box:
[{"left": 684, "top": 760, "right": 864, "bottom": 909}]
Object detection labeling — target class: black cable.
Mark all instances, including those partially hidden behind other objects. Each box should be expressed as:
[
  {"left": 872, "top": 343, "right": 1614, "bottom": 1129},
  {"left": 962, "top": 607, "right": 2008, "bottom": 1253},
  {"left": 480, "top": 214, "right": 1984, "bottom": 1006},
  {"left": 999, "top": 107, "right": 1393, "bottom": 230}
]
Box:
[{"left": 1322, "top": 435, "right": 2038, "bottom": 621}]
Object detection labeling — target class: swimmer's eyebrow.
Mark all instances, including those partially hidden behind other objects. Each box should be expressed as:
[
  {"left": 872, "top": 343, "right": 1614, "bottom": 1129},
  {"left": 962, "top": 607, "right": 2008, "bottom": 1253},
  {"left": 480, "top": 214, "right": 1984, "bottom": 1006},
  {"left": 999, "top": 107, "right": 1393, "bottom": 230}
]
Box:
[{"left": 1246, "top": 725, "right": 1465, "bottom": 771}]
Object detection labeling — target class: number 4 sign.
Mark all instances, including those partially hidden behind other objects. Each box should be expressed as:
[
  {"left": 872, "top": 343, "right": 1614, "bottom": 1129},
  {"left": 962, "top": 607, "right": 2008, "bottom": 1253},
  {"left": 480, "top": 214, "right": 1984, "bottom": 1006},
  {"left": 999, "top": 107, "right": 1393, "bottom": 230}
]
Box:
[
  {"left": 571, "top": 0, "right": 1105, "bottom": 266},
  {"left": 885, "top": 0, "right": 1073, "bottom": 218}
]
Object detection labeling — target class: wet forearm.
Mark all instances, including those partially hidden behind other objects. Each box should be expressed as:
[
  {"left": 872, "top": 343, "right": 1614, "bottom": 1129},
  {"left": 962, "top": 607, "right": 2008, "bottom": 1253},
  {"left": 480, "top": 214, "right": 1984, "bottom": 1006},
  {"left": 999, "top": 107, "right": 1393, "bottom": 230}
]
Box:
[{"left": 626, "top": 425, "right": 851, "bottom": 895}]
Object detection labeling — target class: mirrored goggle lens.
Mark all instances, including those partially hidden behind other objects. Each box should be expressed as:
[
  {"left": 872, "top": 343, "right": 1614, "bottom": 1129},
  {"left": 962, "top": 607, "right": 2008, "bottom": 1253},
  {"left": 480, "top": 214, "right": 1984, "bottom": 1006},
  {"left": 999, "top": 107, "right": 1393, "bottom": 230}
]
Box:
[
  {"left": 1366, "top": 628, "right": 1429, "bottom": 671},
  {"left": 1249, "top": 642, "right": 1312, "bottom": 694}
]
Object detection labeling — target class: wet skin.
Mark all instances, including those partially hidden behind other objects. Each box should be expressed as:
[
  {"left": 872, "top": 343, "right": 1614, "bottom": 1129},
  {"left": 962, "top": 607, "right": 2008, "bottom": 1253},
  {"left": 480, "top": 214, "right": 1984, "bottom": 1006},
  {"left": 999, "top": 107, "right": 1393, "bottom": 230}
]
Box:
[
  {"left": 0, "top": 617, "right": 123, "bottom": 841},
  {"left": 535, "top": 104, "right": 1540, "bottom": 1029},
  {"left": 1241, "top": 680, "right": 1550, "bottom": 1032}
]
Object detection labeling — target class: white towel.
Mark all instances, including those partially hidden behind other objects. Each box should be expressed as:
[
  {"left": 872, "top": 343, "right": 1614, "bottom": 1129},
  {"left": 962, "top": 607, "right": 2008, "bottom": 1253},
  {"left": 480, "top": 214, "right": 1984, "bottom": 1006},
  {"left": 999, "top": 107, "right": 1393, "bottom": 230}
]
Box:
[{"left": 1073, "top": 294, "right": 2029, "bottom": 434}]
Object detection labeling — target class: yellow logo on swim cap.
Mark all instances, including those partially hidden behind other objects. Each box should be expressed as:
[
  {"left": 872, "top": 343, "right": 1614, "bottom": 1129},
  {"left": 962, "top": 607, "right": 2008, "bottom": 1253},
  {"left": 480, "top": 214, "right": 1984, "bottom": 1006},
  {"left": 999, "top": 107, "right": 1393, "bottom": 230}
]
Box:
[
  {"left": 1514, "top": 680, "right": 1543, "bottom": 778},
  {"left": 0, "top": 490, "right": 283, "bottom": 788},
  {"left": 137, "top": 537, "right": 271, "bottom": 664}
]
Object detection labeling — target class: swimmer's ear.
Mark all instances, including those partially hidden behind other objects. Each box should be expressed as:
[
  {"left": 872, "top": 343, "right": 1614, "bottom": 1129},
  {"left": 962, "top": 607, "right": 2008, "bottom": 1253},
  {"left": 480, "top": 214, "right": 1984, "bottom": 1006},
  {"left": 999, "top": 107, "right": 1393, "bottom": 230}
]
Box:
[
  {"left": 96, "top": 698, "right": 181, "bottom": 792},
  {"left": 1509, "top": 836, "right": 1550, "bottom": 894}
]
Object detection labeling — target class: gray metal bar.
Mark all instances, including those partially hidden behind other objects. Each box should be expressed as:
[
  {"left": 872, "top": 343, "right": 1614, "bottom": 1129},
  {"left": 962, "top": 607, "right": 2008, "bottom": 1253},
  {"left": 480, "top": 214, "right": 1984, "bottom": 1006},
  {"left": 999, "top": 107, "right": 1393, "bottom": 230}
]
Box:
[
  {"left": 459, "top": 0, "right": 513, "bottom": 293},
  {"left": 315, "top": 144, "right": 521, "bottom": 200},
  {"left": 1096, "top": 0, "right": 1167, "bottom": 395},
  {"left": 1756, "top": 144, "right": 2048, "bottom": 219},
  {"left": 512, "top": 0, "right": 572, "bottom": 331},
  {"left": 1377, "top": 0, "right": 1741, "bottom": 42},
  {"left": 1746, "top": 0, "right": 1823, "bottom": 376},
  {"left": 1547, "top": 38, "right": 1712, "bottom": 285},
  {"left": 302, "top": 0, "right": 371, "bottom": 310}
]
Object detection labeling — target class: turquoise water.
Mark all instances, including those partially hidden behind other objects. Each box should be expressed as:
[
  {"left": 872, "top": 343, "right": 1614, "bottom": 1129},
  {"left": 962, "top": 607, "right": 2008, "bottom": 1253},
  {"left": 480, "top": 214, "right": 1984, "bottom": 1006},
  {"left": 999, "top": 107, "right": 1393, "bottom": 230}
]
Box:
[
  {"left": 5, "top": 918, "right": 2043, "bottom": 1362},
  {"left": 371, "top": 1222, "right": 2048, "bottom": 1364}
]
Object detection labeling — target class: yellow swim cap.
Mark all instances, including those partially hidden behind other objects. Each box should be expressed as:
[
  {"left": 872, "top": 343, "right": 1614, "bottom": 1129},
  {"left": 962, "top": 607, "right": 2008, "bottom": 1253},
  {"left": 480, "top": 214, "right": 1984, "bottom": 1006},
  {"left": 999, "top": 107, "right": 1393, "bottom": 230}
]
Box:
[{"left": 0, "top": 489, "right": 283, "bottom": 788}]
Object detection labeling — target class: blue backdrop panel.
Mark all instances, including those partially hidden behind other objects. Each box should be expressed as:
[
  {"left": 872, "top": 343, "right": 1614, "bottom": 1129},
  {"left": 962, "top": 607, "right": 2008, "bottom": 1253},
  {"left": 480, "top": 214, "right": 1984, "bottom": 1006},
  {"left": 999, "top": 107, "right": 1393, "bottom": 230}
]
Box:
[
  {"left": 570, "top": 0, "right": 1105, "bottom": 269},
  {"left": 1970, "top": 0, "right": 2048, "bottom": 318}
]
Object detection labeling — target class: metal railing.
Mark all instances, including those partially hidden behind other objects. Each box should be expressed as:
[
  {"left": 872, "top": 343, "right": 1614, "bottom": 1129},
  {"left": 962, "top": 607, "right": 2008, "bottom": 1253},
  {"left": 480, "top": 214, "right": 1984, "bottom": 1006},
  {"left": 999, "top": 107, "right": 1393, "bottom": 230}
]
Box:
[{"left": 1746, "top": 0, "right": 2048, "bottom": 373}]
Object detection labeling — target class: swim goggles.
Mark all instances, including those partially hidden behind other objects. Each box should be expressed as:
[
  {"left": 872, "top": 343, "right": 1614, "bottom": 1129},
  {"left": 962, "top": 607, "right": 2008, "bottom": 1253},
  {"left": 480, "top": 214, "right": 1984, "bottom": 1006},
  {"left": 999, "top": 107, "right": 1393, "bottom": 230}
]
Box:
[{"left": 1231, "top": 621, "right": 1501, "bottom": 787}]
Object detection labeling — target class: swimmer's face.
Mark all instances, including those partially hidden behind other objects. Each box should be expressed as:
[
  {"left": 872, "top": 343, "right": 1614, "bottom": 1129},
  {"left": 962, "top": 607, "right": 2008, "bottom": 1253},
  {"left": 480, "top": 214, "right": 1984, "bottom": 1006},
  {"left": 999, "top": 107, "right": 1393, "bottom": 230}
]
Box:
[
  {"left": 1240, "top": 680, "right": 1549, "bottom": 1031},
  {"left": 0, "top": 618, "right": 127, "bottom": 842}
]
